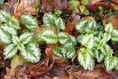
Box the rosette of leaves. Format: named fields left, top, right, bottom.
left=36, top=29, right=77, bottom=59
left=76, top=19, right=118, bottom=70
left=0, top=10, right=41, bottom=63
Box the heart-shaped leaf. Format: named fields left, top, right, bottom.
left=20, top=31, right=33, bottom=44
left=55, top=17, right=65, bottom=30
left=43, top=12, right=56, bottom=27
left=4, top=44, right=17, bottom=59
left=78, top=48, right=95, bottom=70
left=36, top=29, right=57, bottom=44
left=105, top=56, right=118, bottom=71
left=20, top=42, right=41, bottom=63
left=21, top=14, right=38, bottom=31
left=52, top=46, right=75, bottom=59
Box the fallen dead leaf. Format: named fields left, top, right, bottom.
left=14, top=0, right=37, bottom=15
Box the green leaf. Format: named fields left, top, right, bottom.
left=54, top=9, right=62, bottom=16
left=76, top=19, right=96, bottom=33
left=68, top=1, right=79, bottom=9
left=80, top=6, right=86, bottom=12
left=20, top=31, right=33, bottom=44
left=68, top=35, right=77, bottom=46
left=84, top=10, right=90, bottom=15
left=21, top=14, right=38, bottom=31
left=0, top=10, right=11, bottom=22
left=52, top=46, right=75, bottom=59
left=76, top=19, right=90, bottom=33
left=95, top=50, right=104, bottom=62
left=105, top=56, right=118, bottom=71
left=43, top=12, right=56, bottom=27
left=103, top=33, right=111, bottom=43
left=78, top=48, right=95, bottom=70
left=81, top=34, right=94, bottom=49
left=7, top=17, right=21, bottom=30
left=0, top=24, right=17, bottom=35
left=12, top=35, right=25, bottom=51
left=55, top=17, right=65, bottom=30
left=77, top=34, right=84, bottom=43
left=36, top=29, right=57, bottom=44
left=99, top=44, right=111, bottom=55
left=0, top=0, right=4, bottom=6
left=82, top=0, right=88, bottom=5
left=111, top=30, right=118, bottom=42
left=57, top=32, right=69, bottom=45
left=0, top=28, right=11, bottom=44
left=4, top=44, right=17, bottom=59
left=105, top=23, right=113, bottom=33
left=20, top=42, right=41, bottom=63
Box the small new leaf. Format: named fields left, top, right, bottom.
left=43, top=12, right=56, bottom=27
left=20, top=31, right=33, bottom=44
left=21, top=14, right=38, bottom=31
left=55, top=17, right=65, bottom=30
left=105, top=23, right=113, bottom=33
left=111, top=30, right=118, bottom=42
left=82, top=0, right=88, bottom=5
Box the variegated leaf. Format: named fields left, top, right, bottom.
left=4, top=44, right=17, bottom=59
left=0, top=28, right=11, bottom=44
left=0, top=24, right=17, bottom=35
left=21, top=14, right=38, bottom=31
left=57, top=32, right=69, bottom=45
left=7, top=17, right=21, bottom=30
left=20, top=31, right=33, bottom=44
left=52, top=46, right=75, bottom=59
left=55, top=17, right=65, bottom=30
left=20, top=42, right=41, bottom=63
left=0, top=10, right=11, bottom=22
left=78, top=48, right=95, bottom=70
left=36, top=29, right=57, bottom=44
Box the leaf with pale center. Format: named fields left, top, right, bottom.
left=21, top=14, right=38, bottom=31
left=4, top=44, right=17, bottom=59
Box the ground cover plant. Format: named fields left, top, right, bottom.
left=0, top=0, right=118, bottom=79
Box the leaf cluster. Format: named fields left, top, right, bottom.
left=0, top=10, right=41, bottom=63
left=76, top=19, right=118, bottom=70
